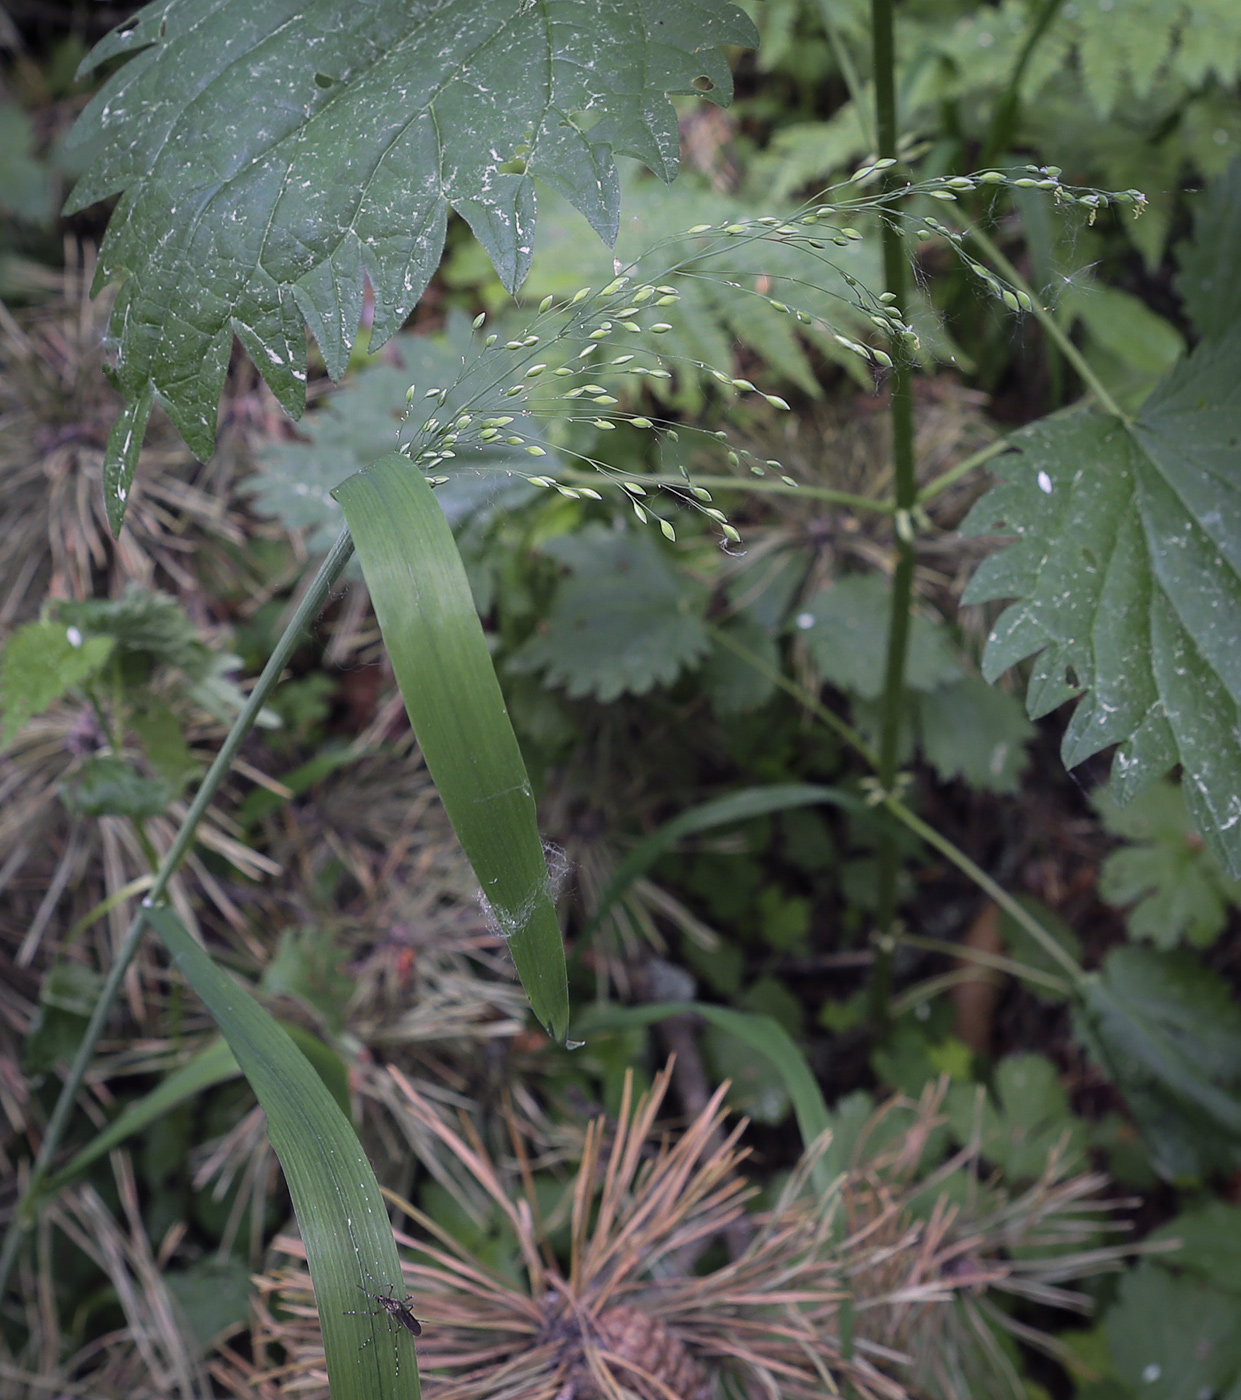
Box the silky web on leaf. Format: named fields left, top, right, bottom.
left=478, top=839, right=572, bottom=945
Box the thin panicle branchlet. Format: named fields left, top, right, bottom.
left=391, top=167, right=1139, bottom=550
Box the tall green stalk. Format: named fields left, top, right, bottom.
left=977, top=0, right=1066, bottom=170
left=868, top=0, right=917, bottom=1028
left=0, top=525, right=356, bottom=1297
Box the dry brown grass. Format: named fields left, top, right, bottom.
left=243, top=1065, right=1132, bottom=1400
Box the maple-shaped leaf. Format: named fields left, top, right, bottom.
left=1096, top=780, right=1241, bottom=949
left=63, top=0, right=756, bottom=530
left=961, top=322, right=1241, bottom=875
left=945, top=1054, right=1089, bottom=1181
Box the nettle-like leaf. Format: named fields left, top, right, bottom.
left=508, top=524, right=709, bottom=701
left=795, top=573, right=1035, bottom=794
left=0, top=621, right=115, bottom=747
left=794, top=573, right=964, bottom=700
left=61, top=754, right=172, bottom=821
left=64, top=0, right=756, bottom=528
left=1105, top=1263, right=1241, bottom=1400
left=1077, top=945, right=1241, bottom=1180
left=0, top=101, right=56, bottom=225
left=945, top=1054, right=1089, bottom=1182
left=1150, top=1200, right=1241, bottom=1294
left=961, top=322, right=1241, bottom=875
left=916, top=676, right=1035, bottom=795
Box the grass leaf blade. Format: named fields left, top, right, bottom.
left=335, top=454, right=569, bottom=1040
left=146, top=905, right=418, bottom=1400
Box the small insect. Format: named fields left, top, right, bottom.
left=344, top=1281, right=422, bottom=1376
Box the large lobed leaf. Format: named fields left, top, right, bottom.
left=961, top=321, right=1241, bottom=875
left=65, top=0, right=756, bottom=527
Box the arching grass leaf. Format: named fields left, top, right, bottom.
left=47, top=1037, right=240, bottom=1193
left=1075, top=946, right=1241, bottom=1181
left=144, top=906, right=419, bottom=1400
left=579, top=782, right=859, bottom=945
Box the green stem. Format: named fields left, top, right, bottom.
left=61, top=875, right=156, bottom=947
left=883, top=795, right=1084, bottom=983
left=868, top=0, right=917, bottom=1030
left=961, top=224, right=1129, bottom=423
left=0, top=525, right=356, bottom=1298
left=707, top=622, right=877, bottom=766
left=708, top=626, right=1084, bottom=982
left=131, top=816, right=161, bottom=874
left=890, top=930, right=1072, bottom=996
left=871, top=0, right=898, bottom=166
left=915, top=437, right=1009, bottom=506
left=917, top=404, right=1091, bottom=506
left=109, top=651, right=126, bottom=749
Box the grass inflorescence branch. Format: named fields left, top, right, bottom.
left=385, top=164, right=1144, bottom=548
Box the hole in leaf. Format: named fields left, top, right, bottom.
left=564, top=108, right=601, bottom=133
left=1065, top=666, right=1080, bottom=688
left=158, top=18, right=167, bottom=38
left=1081, top=546, right=1098, bottom=568
left=119, top=18, right=140, bottom=34
left=499, top=158, right=528, bottom=175
left=314, top=73, right=336, bottom=88
left=691, top=75, right=715, bottom=92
